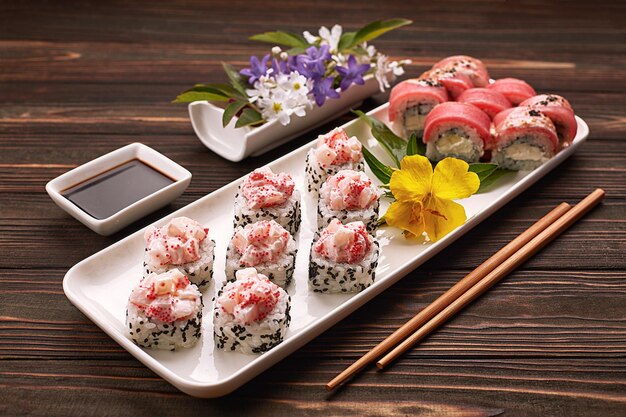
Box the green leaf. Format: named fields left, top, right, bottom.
left=195, top=83, right=247, bottom=100
left=338, top=31, right=357, bottom=50
left=249, top=31, right=309, bottom=48
left=468, top=163, right=499, bottom=182
left=172, top=90, right=229, bottom=103
left=469, top=163, right=512, bottom=192
left=286, top=46, right=308, bottom=55
left=362, top=146, right=393, bottom=184
left=222, top=100, right=249, bottom=127
left=234, top=107, right=264, bottom=128
left=350, top=19, right=412, bottom=48
left=222, top=62, right=249, bottom=98
left=353, top=109, right=406, bottom=167
left=477, top=168, right=512, bottom=192
left=406, top=133, right=426, bottom=156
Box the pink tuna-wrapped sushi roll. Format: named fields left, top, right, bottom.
left=457, top=88, right=513, bottom=120
left=520, top=94, right=577, bottom=146
left=388, top=78, right=449, bottom=138
left=225, top=220, right=297, bottom=288
left=488, top=78, right=536, bottom=105
left=492, top=107, right=558, bottom=171
left=433, top=55, right=490, bottom=88
left=420, top=68, right=473, bottom=99
left=423, top=102, right=492, bottom=162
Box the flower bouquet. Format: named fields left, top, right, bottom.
left=174, top=19, right=411, bottom=161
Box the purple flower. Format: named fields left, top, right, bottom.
left=296, top=45, right=331, bottom=79
left=271, top=56, right=298, bottom=75
left=240, top=54, right=270, bottom=85
left=336, top=55, right=371, bottom=91
left=311, top=76, right=340, bottom=107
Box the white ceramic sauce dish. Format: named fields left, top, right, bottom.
left=46, top=143, right=192, bottom=236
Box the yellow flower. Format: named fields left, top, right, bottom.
left=384, top=155, right=480, bottom=241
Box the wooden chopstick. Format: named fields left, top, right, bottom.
left=376, top=188, right=605, bottom=369
left=326, top=201, right=573, bottom=391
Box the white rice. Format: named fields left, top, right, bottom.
left=224, top=232, right=297, bottom=288
left=213, top=284, right=290, bottom=354
left=317, top=197, right=379, bottom=233
left=492, top=136, right=551, bottom=171
left=308, top=238, right=380, bottom=293
left=305, top=149, right=365, bottom=197
left=143, top=238, right=215, bottom=290
left=126, top=292, right=203, bottom=351
left=233, top=188, right=301, bottom=236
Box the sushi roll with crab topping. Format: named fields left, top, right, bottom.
left=309, top=219, right=379, bottom=294
left=225, top=220, right=297, bottom=288
left=143, top=216, right=215, bottom=289
left=214, top=267, right=291, bottom=354
left=318, top=170, right=380, bottom=232
left=126, top=269, right=202, bottom=350
left=233, top=167, right=301, bottom=235
left=423, top=102, right=492, bottom=162
left=388, top=78, right=449, bottom=138
left=305, top=127, right=365, bottom=196
left=492, top=106, right=558, bottom=171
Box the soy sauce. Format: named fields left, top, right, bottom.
left=62, top=159, right=175, bottom=220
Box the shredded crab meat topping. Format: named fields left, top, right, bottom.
left=232, top=220, right=290, bottom=267
left=321, top=170, right=378, bottom=210
left=314, top=127, right=362, bottom=167
left=217, top=268, right=281, bottom=324
left=314, top=219, right=372, bottom=264
left=144, top=217, right=208, bottom=268
left=241, top=167, right=295, bottom=209
left=129, top=270, right=200, bottom=323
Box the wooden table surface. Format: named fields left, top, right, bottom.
left=1, top=1, right=625, bottom=415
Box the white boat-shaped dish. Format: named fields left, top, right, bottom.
left=63, top=103, right=589, bottom=398
left=188, top=74, right=389, bottom=162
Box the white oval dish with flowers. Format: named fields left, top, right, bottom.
left=176, top=20, right=412, bottom=162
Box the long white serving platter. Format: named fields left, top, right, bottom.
left=63, top=103, right=589, bottom=398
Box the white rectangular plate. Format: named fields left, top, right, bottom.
left=63, top=103, right=589, bottom=398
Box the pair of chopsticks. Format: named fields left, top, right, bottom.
left=327, top=188, right=605, bottom=391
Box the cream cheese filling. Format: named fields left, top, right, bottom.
left=435, top=133, right=475, bottom=156
left=504, top=143, right=546, bottom=161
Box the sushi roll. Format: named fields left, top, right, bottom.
left=420, top=67, right=473, bottom=99
left=488, top=78, right=537, bottom=105
left=143, top=216, right=215, bottom=289
left=305, top=127, right=365, bottom=196
left=457, top=88, right=512, bottom=120
left=388, top=78, right=449, bottom=138
left=234, top=167, right=301, bottom=235
left=126, top=269, right=202, bottom=350
left=519, top=94, right=577, bottom=146
left=423, top=102, right=492, bottom=163
left=214, top=267, right=291, bottom=354
left=318, top=170, right=380, bottom=232
left=225, top=220, right=297, bottom=288
left=309, top=219, right=379, bottom=293
left=492, top=107, right=559, bottom=171
left=432, top=55, right=490, bottom=88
